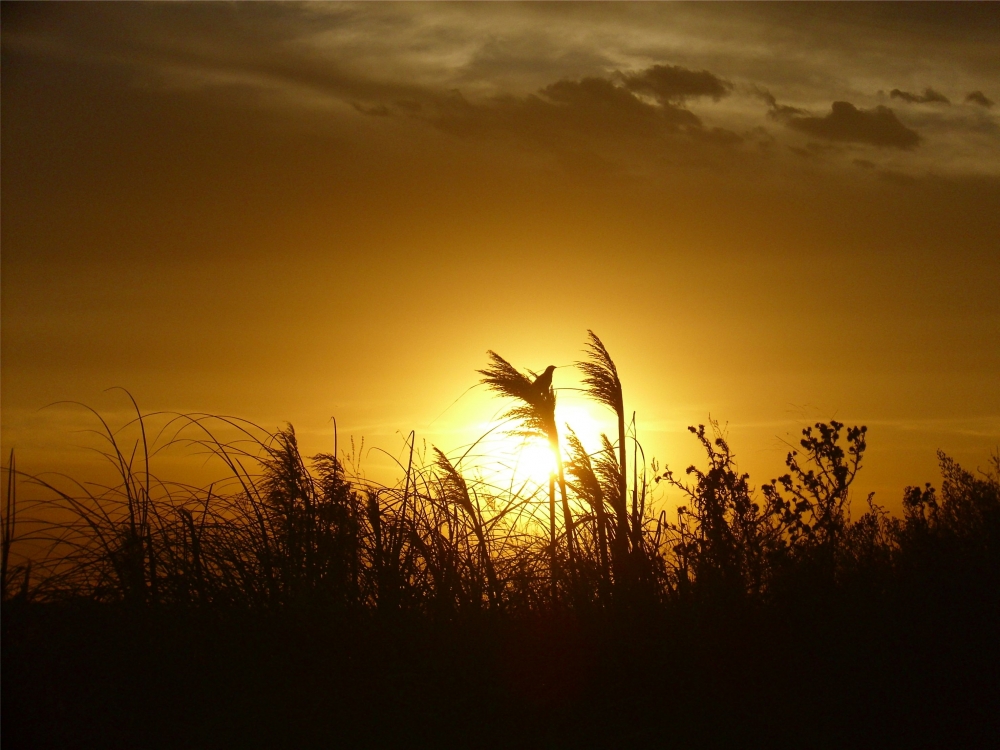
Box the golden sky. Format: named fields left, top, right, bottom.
left=2, top=3, right=998, bottom=510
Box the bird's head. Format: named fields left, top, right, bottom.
left=532, top=365, right=557, bottom=392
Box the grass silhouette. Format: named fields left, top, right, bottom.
left=478, top=351, right=579, bottom=599
left=2, top=332, right=999, bottom=748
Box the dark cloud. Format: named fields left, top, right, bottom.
left=786, top=102, right=921, bottom=149
left=428, top=66, right=735, bottom=147
left=769, top=103, right=808, bottom=120
left=430, top=73, right=720, bottom=150
left=753, top=88, right=808, bottom=120
left=415, top=69, right=754, bottom=176
left=890, top=87, right=950, bottom=104
left=622, top=64, right=732, bottom=102
left=965, top=90, right=994, bottom=108
left=541, top=77, right=700, bottom=128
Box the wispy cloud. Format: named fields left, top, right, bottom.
left=890, top=87, right=950, bottom=105
left=966, top=90, right=994, bottom=109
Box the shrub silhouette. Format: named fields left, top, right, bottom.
left=660, top=422, right=779, bottom=602
left=895, top=449, right=1000, bottom=599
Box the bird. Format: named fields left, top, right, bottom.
left=529, top=365, right=557, bottom=399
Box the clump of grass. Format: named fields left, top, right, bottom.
left=478, top=351, right=577, bottom=600
left=432, top=448, right=502, bottom=610
left=564, top=428, right=609, bottom=600
left=2, top=449, right=31, bottom=601
left=577, top=330, right=644, bottom=593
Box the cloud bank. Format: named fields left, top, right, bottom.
left=3, top=3, right=996, bottom=179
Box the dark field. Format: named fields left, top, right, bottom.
left=5, top=585, right=999, bottom=749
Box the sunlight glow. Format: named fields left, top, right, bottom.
left=474, top=400, right=616, bottom=492
left=432, top=377, right=621, bottom=504
left=507, top=435, right=557, bottom=487
left=555, top=402, right=606, bottom=453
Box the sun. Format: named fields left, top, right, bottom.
left=442, top=382, right=618, bottom=497
left=479, top=401, right=613, bottom=491
left=507, top=435, right=558, bottom=487
left=469, top=432, right=557, bottom=492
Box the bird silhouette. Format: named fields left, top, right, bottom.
left=529, top=365, right=557, bottom=400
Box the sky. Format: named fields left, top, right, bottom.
left=3, top=2, right=998, bottom=512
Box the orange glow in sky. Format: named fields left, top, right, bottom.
left=2, top=3, right=998, bottom=514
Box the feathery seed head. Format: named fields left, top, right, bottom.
left=478, top=351, right=557, bottom=440
left=565, top=428, right=603, bottom=510
left=577, top=331, right=623, bottom=416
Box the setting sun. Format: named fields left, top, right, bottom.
left=465, top=393, right=616, bottom=492
left=501, top=435, right=556, bottom=488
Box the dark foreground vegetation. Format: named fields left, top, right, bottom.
left=3, top=334, right=999, bottom=748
